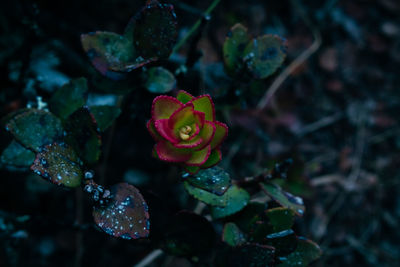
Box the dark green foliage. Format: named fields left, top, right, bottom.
left=89, top=105, right=121, bottom=132
left=223, top=23, right=250, bottom=74
left=183, top=181, right=229, bottom=206
left=278, top=238, right=322, bottom=266
left=186, top=166, right=231, bottom=196
left=0, top=140, right=35, bottom=169
left=222, top=222, right=246, bottom=246
left=144, top=67, right=176, bottom=93
left=229, top=244, right=275, bottom=267
left=265, top=207, right=295, bottom=232
left=210, top=186, right=250, bottom=219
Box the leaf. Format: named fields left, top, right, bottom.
left=265, top=207, right=295, bottom=232
left=144, top=67, right=176, bottom=93
left=133, top=1, right=178, bottom=59
left=90, top=105, right=121, bottom=132
left=184, top=181, right=229, bottom=206
left=260, top=182, right=305, bottom=216
left=30, top=143, right=83, bottom=188
left=186, top=166, right=231, bottom=196
left=222, top=222, right=246, bottom=247
left=6, top=109, right=64, bottom=152
left=243, top=35, right=287, bottom=79
left=210, top=186, right=250, bottom=219
left=81, top=31, right=155, bottom=80
left=159, top=211, right=215, bottom=257
left=229, top=243, right=275, bottom=267
left=223, top=23, right=251, bottom=74
left=278, top=237, right=322, bottom=266
left=232, top=202, right=266, bottom=234
left=93, top=183, right=150, bottom=239
left=49, top=78, right=88, bottom=119
left=63, top=107, right=102, bottom=165
left=265, top=229, right=297, bottom=257
left=0, top=140, right=35, bottom=168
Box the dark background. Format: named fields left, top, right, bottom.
left=0, top=0, right=399, bottom=266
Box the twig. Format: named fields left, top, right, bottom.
left=297, top=112, right=343, bottom=137
left=133, top=249, right=164, bottom=267
left=257, top=0, right=322, bottom=110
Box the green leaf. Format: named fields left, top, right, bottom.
left=260, top=182, right=305, bottom=216
left=93, top=183, right=150, bottom=239
left=90, top=105, right=121, bottom=132
left=210, top=186, right=250, bottom=219
left=49, top=78, right=88, bottom=119
left=183, top=181, right=229, bottom=207
left=0, top=140, right=35, bottom=168
left=6, top=109, right=64, bottom=152
left=223, top=23, right=251, bottom=74
left=144, top=67, right=176, bottom=93
left=186, top=166, right=231, bottom=196
left=243, top=35, right=287, bottom=79
left=265, top=207, right=295, bottom=232
left=134, top=1, right=178, bottom=59
left=81, top=31, right=155, bottom=80
left=63, top=107, right=102, bottom=165
left=229, top=244, right=275, bottom=267
left=232, top=202, right=266, bottom=234
left=222, top=222, right=246, bottom=247
left=265, top=229, right=297, bottom=257
left=30, top=142, right=83, bottom=188
left=278, top=237, right=322, bottom=266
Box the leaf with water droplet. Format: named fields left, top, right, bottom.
left=159, top=211, right=215, bottom=257
left=222, top=222, right=246, bottom=247
left=49, top=78, right=88, bottom=120
left=0, top=140, right=35, bottom=169
left=30, top=142, right=83, bottom=188
left=81, top=31, right=156, bottom=80
left=184, top=181, right=229, bottom=206
left=223, top=23, right=251, bottom=75
left=210, top=186, right=250, bottom=219
left=243, top=35, right=287, bottom=79
left=144, top=67, right=176, bottom=93
left=265, top=207, right=295, bottom=232
left=6, top=109, right=63, bottom=152
left=89, top=105, right=121, bottom=132
left=63, top=107, right=101, bottom=165
left=278, top=237, right=322, bottom=266
left=265, top=229, right=297, bottom=257
left=228, top=243, right=275, bottom=267
left=93, top=183, right=150, bottom=239
left=186, top=166, right=231, bottom=196
left=260, top=182, right=305, bottom=216
left=133, top=1, right=177, bottom=59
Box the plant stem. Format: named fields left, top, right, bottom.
left=133, top=249, right=164, bottom=267
left=172, top=0, right=222, bottom=54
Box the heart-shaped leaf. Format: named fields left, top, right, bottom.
left=260, top=182, right=305, bottom=216
left=278, top=237, right=322, bottom=266
left=0, top=140, right=35, bottom=169
left=186, top=166, right=231, bottom=196
left=63, top=107, right=102, bottom=165
left=243, top=35, right=287, bottom=79
left=222, top=222, right=246, bottom=247
left=31, top=142, right=83, bottom=188
left=223, top=23, right=250, bottom=74
left=6, top=109, right=63, bottom=152
left=49, top=78, right=88, bottom=119
left=144, top=67, right=176, bottom=93
left=210, top=186, right=250, bottom=219
left=93, top=183, right=150, bottom=239
left=89, top=105, right=121, bottom=132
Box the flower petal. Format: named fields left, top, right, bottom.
left=168, top=103, right=197, bottom=132
left=185, top=145, right=211, bottom=166
left=147, top=119, right=163, bottom=141
left=152, top=95, right=182, bottom=120
left=183, top=165, right=200, bottom=175
left=197, top=121, right=216, bottom=150
left=174, top=135, right=203, bottom=149
left=210, top=121, right=228, bottom=149
left=177, top=90, right=194, bottom=104
left=193, top=110, right=205, bottom=129
left=201, top=149, right=222, bottom=168
left=191, top=95, right=215, bottom=121
left=155, top=119, right=180, bottom=143
left=156, top=142, right=192, bottom=163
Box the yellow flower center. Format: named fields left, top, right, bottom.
left=179, top=125, right=192, bottom=140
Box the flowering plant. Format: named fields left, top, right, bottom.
left=147, top=90, right=228, bottom=174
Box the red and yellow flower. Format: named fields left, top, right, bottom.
left=147, top=90, right=228, bottom=174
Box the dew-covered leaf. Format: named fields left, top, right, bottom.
left=223, top=23, right=250, bottom=74
left=210, top=186, right=250, bottom=219
left=229, top=243, right=275, bottom=267
left=93, top=183, right=150, bottom=239
left=0, top=140, right=35, bottom=168
left=89, top=105, right=121, bottom=132
left=260, top=182, right=305, bottom=216
left=222, top=222, right=246, bottom=247
left=81, top=31, right=155, bottom=80
left=186, top=166, right=231, bottom=196
left=232, top=202, right=266, bottom=234
left=144, top=67, right=176, bottom=93
left=63, top=107, right=101, bottom=165
left=243, top=35, right=287, bottom=79
left=133, top=1, right=178, bottom=59
left=30, top=142, right=83, bottom=188
left=49, top=78, right=88, bottom=119
left=6, top=109, right=63, bottom=152
left=159, top=211, right=215, bottom=257
left=265, top=207, right=295, bottom=232
left=265, top=229, right=297, bottom=257
left=278, top=237, right=322, bottom=266
left=183, top=181, right=229, bottom=206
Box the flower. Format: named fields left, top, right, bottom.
left=147, top=90, right=228, bottom=174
